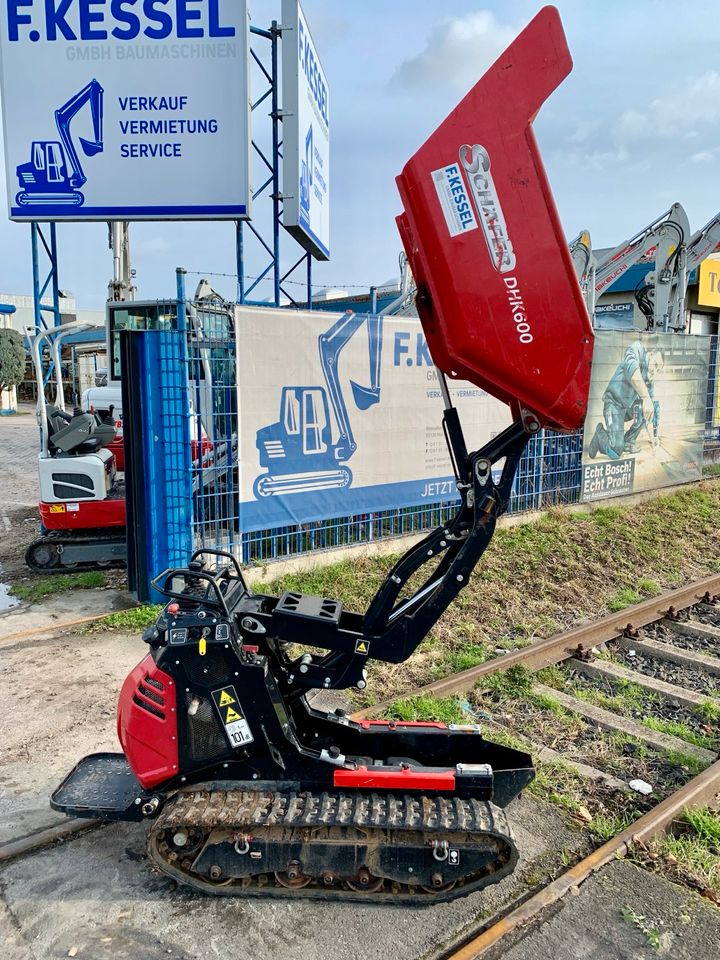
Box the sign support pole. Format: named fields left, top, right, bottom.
left=31, top=222, right=61, bottom=336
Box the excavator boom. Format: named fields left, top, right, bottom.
left=55, top=78, right=104, bottom=189
left=318, top=312, right=383, bottom=460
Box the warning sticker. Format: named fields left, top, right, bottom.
left=211, top=686, right=254, bottom=748
left=354, top=638, right=371, bottom=656
left=431, top=163, right=478, bottom=238
left=49, top=504, right=65, bottom=513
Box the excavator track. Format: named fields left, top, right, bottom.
left=25, top=530, right=126, bottom=572
left=147, top=788, right=518, bottom=903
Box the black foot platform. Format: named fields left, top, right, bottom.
left=51, top=753, right=145, bottom=821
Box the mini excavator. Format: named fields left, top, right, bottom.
left=51, top=7, right=594, bottom=902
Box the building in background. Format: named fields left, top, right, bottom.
left=0, top=292, right=106, bottom=404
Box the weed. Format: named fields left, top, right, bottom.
left=696, top=700, right=720, bottom=724
left=444, top=643, right=489, bottom=673
left=607, top=588, right=642, bottom=612
left=590, top=812, right=634, bottom=842
left=12, top=571, right=107, bottom=603
left=475, top=665, right=534, bottom=699
left=526, top=759, right=585, bottom=814
left=621, top=908, right=661, bottom=950
left=87, top=604, right=162, bottom=632
left=663, top=750, right=706, bottom=777
left=634, top=807, right=720, bottom=898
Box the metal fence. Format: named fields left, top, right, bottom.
left=705, top=334, right=720, bottom=467
left=131, top=293, right=719, bottom=583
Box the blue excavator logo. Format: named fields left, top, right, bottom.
left=254, top=312, right=383, bottom=498
left=15, top=79, right=104, bottom=208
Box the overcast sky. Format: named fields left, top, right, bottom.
left=1, top=0, right=720, bottom=307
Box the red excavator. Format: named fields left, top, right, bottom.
left=51, top=7, right=593, bottom=901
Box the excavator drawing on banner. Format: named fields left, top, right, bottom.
left=15, top=79, right=104, bottom=208
left=253, top=310, right=382, bottom=498
left=51, top=7, right=594, bottom=902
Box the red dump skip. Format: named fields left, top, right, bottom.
left=396, top=6, right=594, bottom=431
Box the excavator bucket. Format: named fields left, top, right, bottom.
left=396, top=5, right=594, bottom=431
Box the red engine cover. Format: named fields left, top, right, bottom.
left=117, top=655, right=178, bottom=789
left=40, top=497, right=126, bottom=530
left=396, top=6, right=593, bottom=431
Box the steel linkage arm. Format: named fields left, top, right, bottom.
left=267, top=413, right=533, bottom=692
left=361, top=418, right=530, bottom=660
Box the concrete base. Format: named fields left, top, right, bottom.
left=491, top=859, right=720, bottom=960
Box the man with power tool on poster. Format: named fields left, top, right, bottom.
left=587, top=340, right=664, bottom=460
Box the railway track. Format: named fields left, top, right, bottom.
left=1, top=572, right=719, bottom=957
left=347, top=572, right=720, bottom=960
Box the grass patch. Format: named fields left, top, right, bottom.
left=12, top=571, right=107, bottom=603
left=589, top=811, right=636, bottom=842
left=634, top=806, right=720, bottom=899
left=475, top=665, right=534, bottom=699
left=697, top=700, right=720, bottom=724
left=663, top=750, right=706, bottom=777
left=643, top=717, right=716, bottom=751
left=607, top=587, right=642, bottom=612
left=259, top=481, right=720, bottom=705
left=385, top=695, right=468, bottom=725
left=86, top=604, right=162, bottom=632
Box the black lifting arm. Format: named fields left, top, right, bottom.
left=360, top=413, right=532, bottom=661
left=266, top=372, right=537, bottom=692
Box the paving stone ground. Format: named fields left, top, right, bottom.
left=0, top=406, right=39, bottom=508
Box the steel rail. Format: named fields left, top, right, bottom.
left=0, top=819, right=101, bottom=865
left=0, top=610, right=133, bottom=647
left=350, top=572, right=720, bottom=720
left=445, top=758, right=720, bottom=960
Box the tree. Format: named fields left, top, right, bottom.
left=0, top=328, right=26, bottom=394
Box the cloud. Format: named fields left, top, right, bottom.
left=690, top=148, right=719, bottom=164
left=389, top=11, right=516, bottom=94
left=135, top=236, right=170, bottom=256
left=615, top=71, right=720, bottom=141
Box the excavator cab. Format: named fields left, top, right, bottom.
left=254, top=385, right=349, bottom=498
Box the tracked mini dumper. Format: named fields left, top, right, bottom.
left=51, top=7, right=594, bottom=902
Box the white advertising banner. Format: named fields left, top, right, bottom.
left=0, top=0, right=250, bottom=220
left=235, top=307, right=510, bottom=532
left=581, top=331, right=710, bottom=501
left=281, top=0, right=329, bottom=260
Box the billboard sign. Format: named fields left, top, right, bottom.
left=281, top=0, right=330, bottom=260
left=698, top=257, right=720, bottom=308
left=0, top=0, right=250, bottom=220
left=594, top=302, right=635, bottom=330
left=581, top=331, right=709, bottom=501
left=235, top=307, right=510, bottom=532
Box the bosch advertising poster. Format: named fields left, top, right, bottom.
left=0, top=0, right=250, bottom=220
left=581, top=331, right=710, bottom=501
left=281, top=0, right=330, bottom=260
left=235, top=307, right=510, bottom=532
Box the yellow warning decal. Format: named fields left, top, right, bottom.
left=354, top=638, right=370, bottom=655
left=218, top=690, right=235, bottom=707
left=49, top=504, right=65, bottom=513
left=225, top=706, right=242, bottom=724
